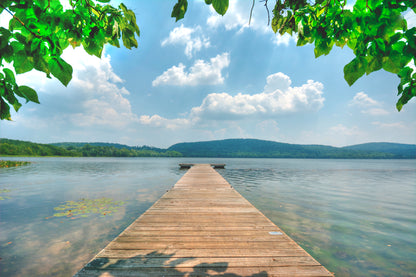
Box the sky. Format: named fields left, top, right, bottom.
left=1, top=0, right=416, bottom=148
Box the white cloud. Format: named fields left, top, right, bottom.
left=350, top=92, right=389, bottom=115
left=0, top=11, right=12, bottom=27
left=61, top=49, right=138, bottom=128
left=161, top=24, right=210, bottom=58
left=405, top=10, right=416, bottom=28
left=206, top=0, right=295, bottom=46
left=142, top=72, right=324, bottom=129
left=273, top=33, right=293, bottom=46
left=14, top=47, right=138, bottom=129
left=362, top=108, right=390, bottom=116
left=264, top=72, right=292, bottom=92
left=351, top=92, right=379, bottom=107
left=207, top=0, right=251, bottom=32
left=139, top=115, right=190, bottom=130
left=191, top=73, right=324, bottom=120
left=152, top=53, right=230, bottom=86
left=372, top=121, right=406, bottom=129
left=329, top=124, right=363, bottom=137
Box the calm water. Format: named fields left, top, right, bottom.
left=0, top=157, right=415, bottom=276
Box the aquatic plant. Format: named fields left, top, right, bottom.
left=0, top=160, right=30, bottom=168
left=0, top=189, right=11, bottom=200
left=52, top=197, right=125, bottom=218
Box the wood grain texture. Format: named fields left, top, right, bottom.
left=75, top=164, right=333, bottom=277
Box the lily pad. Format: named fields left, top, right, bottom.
left=0, top=189, right=11, bottom=200
left=0, top=160, right=31, bottom=168
left=52, top=197, right=125, bottom=218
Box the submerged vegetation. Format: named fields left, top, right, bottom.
left=52, top=198, right=126, bottom=219
left=0, top=188, right=11, bottom=200
left=0, top=160, right=30, bottom=167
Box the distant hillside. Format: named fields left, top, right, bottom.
left=1, top=139, right=181, bottom=157
left=2, top=138, right=415, bottom=159
left=168, top=139, right=416, bottom=159
left=0, top=138, right=80, bottom=157
left=51, top=142, right=166, bottom=153
left=343, top=142, right=416, bottom=158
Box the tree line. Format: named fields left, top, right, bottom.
left=0, top=139, right=182, bottom=157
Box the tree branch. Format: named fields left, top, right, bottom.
left=249, top=0, right=255, bottom=25
left=0, top=4, right=41, bottom=38
left=264, top=0, right=270, bottom=26
left=366, top=0, right=373, bottom=12
left=43, top=0, right=51, bottom=12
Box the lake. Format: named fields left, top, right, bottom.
left=0, top=157, right=415, bottom=276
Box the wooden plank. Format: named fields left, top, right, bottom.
left=76, top=266, right=332, bottom=277
left=98, top=248, right=311, bottom=259
left=105, top=241, right=303, bottom=250
left=75, top=164, right=333, bottom=277
left=82, top=256, right=321, bottom=268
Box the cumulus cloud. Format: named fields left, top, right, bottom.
left=142, top=72, right=324, bottom=129
left=190, top=73, right=324, bottom=120
left=206, top=0, right=294, bottom=46
left=161, top=24, right=210, bottom=58
left=61, top=49, right=138, bottom=128
left=152, top=53, right=230, bottom=86
left=207, top=0, right=251, bottom=32
left=139, top=115, right=190, bottom=130
left=350, top=92, right=389, bottom=115
left=14, top=48, right=138, bottom=129
left=351, top=92, right=380, bottom=107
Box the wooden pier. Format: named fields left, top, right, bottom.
left=75, top=164, right=333, bottom=276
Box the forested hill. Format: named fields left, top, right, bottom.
left=0, top=139, right=182, bottom=157
left=1, top=138, right=415, bottom=158
left=168, top=139, right=416, bottom=159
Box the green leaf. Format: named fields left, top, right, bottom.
left=344, top=57, right=368, bottom=86
left=0, top=97, right=12, bottom=120
left=17, top=85, right=40, bottom=104
left=121, top=26, right=138, bottom=49
left=272, top=15, right=284, bottom=34
left=212, top=0, right=229, bottom=16
left=396, top=99, right=403, bottom=111
left=205, top=0, right=213, bottom=4
left=33, top=55, right=50, bottom=74
left=3, top=86, right=21, bottom=112
left=366, top=56, right=382, bottom=74
left=13, top=52, right=35, bottom=74
left=171, top=0, right=188, bottom=22
left=314, top=38, right=333, bottom=57
left=382, top=51, right=401, bottom=73
left=48, top=57, right=73, bottom=86
left=3, top=68, right=16, bottom=84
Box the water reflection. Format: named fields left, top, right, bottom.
left=0, top=158, right=415, bottom=277
left=0, top=157, right=182, bottom=277
left=219, top=160, right=416, bottom=277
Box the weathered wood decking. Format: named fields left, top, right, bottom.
left=75, top=164, right=333, bottom=276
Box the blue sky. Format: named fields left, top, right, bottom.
left=1, top=0, right=415, bottom=147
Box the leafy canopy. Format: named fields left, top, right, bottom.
left=173, top=0, right=416, bottom=111
left=1, top=0, right=415, bottom=121
left=0, top=0, right=139, bottom=120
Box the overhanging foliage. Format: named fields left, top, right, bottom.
left=0, top=0, right=139, bottom=120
